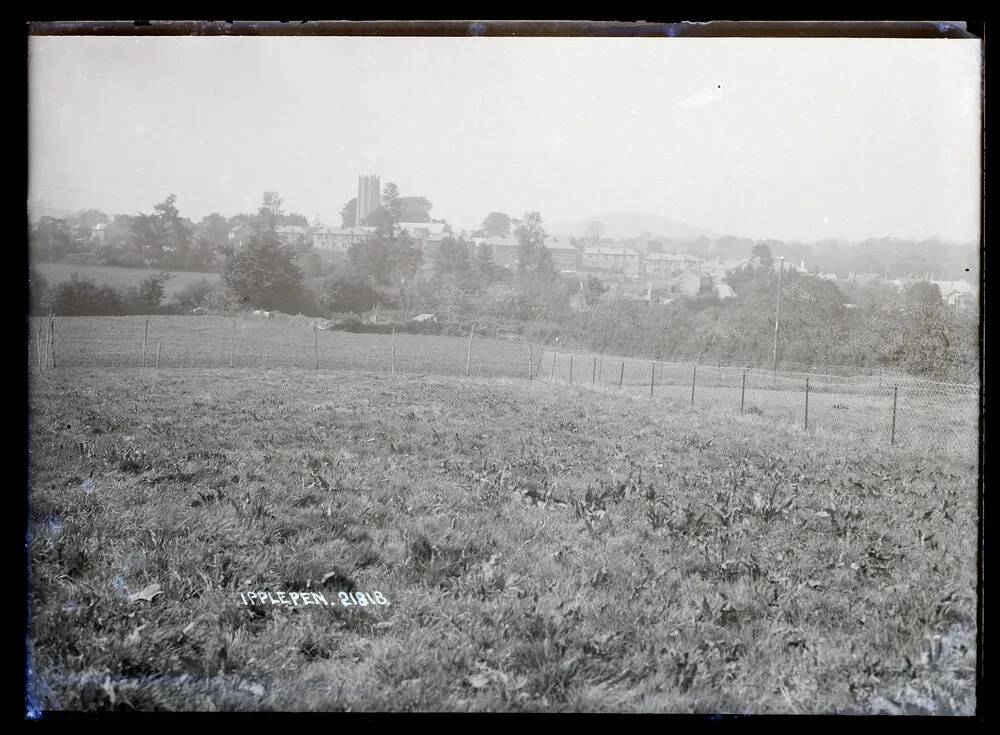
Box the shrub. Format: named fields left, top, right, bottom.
left=49, top=275, right=124, bottom=316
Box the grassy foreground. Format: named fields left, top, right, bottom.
left=27, top=368, right=978, bottom=713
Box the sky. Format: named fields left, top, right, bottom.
left=28, top=35, right=982, bottom=243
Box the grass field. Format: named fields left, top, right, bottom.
left=27, top=368, right=978, bottom=713
left=32, top=263, right=221, bottom=299
left=29, top=316, right=980, bottom=459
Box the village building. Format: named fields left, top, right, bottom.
left=642, top=252, right=702, bottom=276
left=582, top=247, right=641, bottom=275
left=311, top=226, right=375, bottom=252
left=544, top=237, right=582, bottom=272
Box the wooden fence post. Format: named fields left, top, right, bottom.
left=36, top=323, right=42, bottom=371
left=891, top=385, right=898, bottom=445
left=314, top=324, right=319, bottom=370
left=740, top=369, right=747, bottom=414
left=550, top=352, right=557, bottom=381
left=691, top=364, right=697, bottom=405
left=618, top=361, right=625, bottom=390
left=155, top=340, right=162, bottom=369
left=592, top=355, right=597, bottom=387
left=48, top=316, right=56, bottom=368
left=229, top=320, right=236, bottom=368
left=142, top=319, right=149, bottom=368
left=536, top=349, right=544, bottom=379
left=569, top=354, right=574, bottom=385
left=392, top=326, right=397, bottom=375
left=804, top=377, right=810, bottom=429
left=465, top=325, right=473, bottom=377
left=649, top=361, right=655, bottom=398
left=527, top=343, right=533, bottom=380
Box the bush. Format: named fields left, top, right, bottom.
left=50, top=275, right=124, bottom=316
left=171, top=278, right=227, bottom=311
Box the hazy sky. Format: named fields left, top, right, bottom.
left=28, top=35, right=981, bottom=242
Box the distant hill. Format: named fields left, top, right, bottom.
left=545, top=213, right=715, bottom=241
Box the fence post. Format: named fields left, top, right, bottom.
left=740, top=369, right=747, bottom=414
left=536, top=348, right=544, bottom=379
left=650, top=361, right=655, bottom=398
left=155, top=340, right=162, bottom=369
left=691, top=364, right=697, bottom=405
left=229, top=320, right=236, bottom=368
left=550, top=352, right=557, bottom=381
left=592, top=355, right=597, bottom=387
left=598, top=353, right=604, bottom=382
left=619, top=361, right=625, bottom=390
left=465, top=325, right=473, bottom=377
left=392, top=326, right=397, bottom=375
left=48, top=315, right=56, bottom=368
left=891, top=385, right=898, bottom=445
left=718, top=359, right=722, bottom=381
left=36, top=323, right=42, bottom=371
left=142, top=319, right=149, bottom=368
left=314, top=324, right=319, bottom=370
left=569, top=354, right=574, bottom=385
left=527, top=343, right=533, bottom=380
left=804, top=377, right=809, bottom=429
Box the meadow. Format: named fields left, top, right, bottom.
left=33, top=262, right=220, bottom=298
left=27, top=366, right=978, bottom=713
left=30, top=315, right=980, bottom=458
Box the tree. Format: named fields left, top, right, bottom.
left=515, top=211, right=557, bottom=279
left=223, top=229, right=304, bottom=312
left=321, top=274, right=378, bottom=314
left=432, top=236, right=471, bottom=277
left=399, top=196, right=433, bottom=223
left=905, top=281, right=943, bottom=307
left=341, top=198, right=358, bottom=229
left=751, top=242, right=774, bottom=271
left=347, top=231, right=422, bottom=287
left=481, top=212, right=511, bottom=238
left=134, top=272, right=171, bottom=311
left=261, top=191, right=284, bottom=218
left=70, top=208, right=110, bottom=230
left=583, top=275, right=609, bottom=307
left=382, top=183, right=401, bottom=233
left=129, top=194, right=193, bottom=267
left=30, top=217, right=74, bottom=260
left=50, top=274, right=124, bottom=315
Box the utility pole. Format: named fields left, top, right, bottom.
left=772, top=256, right=784, bottom=382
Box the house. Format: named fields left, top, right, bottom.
left=643, top=252, right=701, bottom=277
left=544, top=237, right=582, bottom=272
left=669, top=269, right=713, bottom=297
left=91, top=222, right=107, bottom=243
left=701, top=256, right=748, bottom=282
left=481, top=236, right=521, bottom=268
left=411, top=313, right=437, bottom=323
left=274, top=225, right=311, bottom=246
left=311, top=226, right=375, bottom=252
left=583, top=247, right=641, bottom=275
left=227, top=224, right=256, bottom=248
left=932, top=279, right=976, bottom=307
left=396, top=221, right=448, bottom=239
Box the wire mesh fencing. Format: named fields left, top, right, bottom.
left=538, top=348, right=980, bottom=459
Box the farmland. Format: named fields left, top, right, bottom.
left=27, top=366, right=978, bottom=713
left=32, top=262, right=221, bottom=298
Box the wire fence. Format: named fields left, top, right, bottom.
left=537, top=348, right=980, bottom=458
left=28, top=316, right=980, bottom=459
